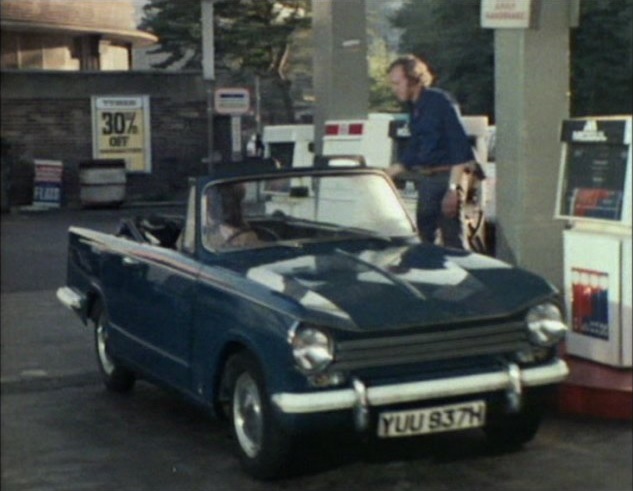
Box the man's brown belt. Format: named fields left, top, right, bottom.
left=412, top=165, right=453, bottom=176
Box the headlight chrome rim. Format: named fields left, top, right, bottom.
left=289, top=323, right=334, bottom=373
left=526, top=303, right=568, bottom=347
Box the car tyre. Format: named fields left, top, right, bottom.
left=224, top=352, right=293, bottom=480
left=92, top=303, right=135, bottom=393
left=483, top=406, right=541, bottom=449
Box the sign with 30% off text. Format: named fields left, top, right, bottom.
left=91, top=96, right=152, bottom=172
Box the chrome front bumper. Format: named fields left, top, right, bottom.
left=272, top=359, right=569, bottom=416
left=56, top=286, right=86, bottom=311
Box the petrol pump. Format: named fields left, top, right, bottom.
left=555, top=116, right=632, bottom=367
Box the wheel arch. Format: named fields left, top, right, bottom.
left=204, top=320, right=294, bottom=417
left=84, top=283, right=107, bottom=323
left=211, top=340, right=254, bottom=418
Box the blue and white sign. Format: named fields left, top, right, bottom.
left=214, top=88, right=250, bottom=115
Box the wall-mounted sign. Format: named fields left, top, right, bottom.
left=33, top=159, right=63, bottom=207
left=481, top=0, right=536, bottom=29
left=92, top=96, right=152, bottom=173
left=214, top=88, right=250, bottom=115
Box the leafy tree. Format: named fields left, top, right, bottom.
left=366, top=0, right=403, bottom=112
left=139, top=0, right=202, bottom=70
left=571, top=0, right=633, bottom=116
left=367, top=37, right=401, bottom=112
left=389, top=0, right=632, bottom=119
left=141, top=0, right=631, bottom=122
left=390, top=0, right=494, bottom=118
left=140, top=0, right=310, bottom=122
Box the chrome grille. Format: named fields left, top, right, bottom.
left=332, top=322, right=529, bottom=371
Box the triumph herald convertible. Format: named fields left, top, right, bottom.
left=57, top=161, right=569, bottom=479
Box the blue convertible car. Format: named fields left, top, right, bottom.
left=57, top=162, right=569, bottom=478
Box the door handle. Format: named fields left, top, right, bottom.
left=122, top=256, right=140, bottom=266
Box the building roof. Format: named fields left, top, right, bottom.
left=0, top=0, right=157, bottom=47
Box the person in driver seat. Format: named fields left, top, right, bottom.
left=205, top=182, right=260, bottom=249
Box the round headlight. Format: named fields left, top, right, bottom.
left=290, top=325, right=333, bottom=373
left=526, top=303, right=568, bottom=347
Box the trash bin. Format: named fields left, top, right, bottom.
left=79, top=159, right=126, bottom=207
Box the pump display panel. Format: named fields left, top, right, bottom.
left=556, top=117, right=632, bottom=225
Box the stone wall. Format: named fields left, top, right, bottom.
left=1, top=70, right=216, bottom=206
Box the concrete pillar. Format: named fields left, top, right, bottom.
left=494, top=0, right=572, bottom=288
left=312, top=0, right=369, bottom=155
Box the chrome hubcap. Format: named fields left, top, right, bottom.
left=233, top=372, right=263, bottom=458
left=96, top=319, right=115, bottom=376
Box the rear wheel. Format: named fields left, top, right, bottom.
left=92, top=303, right=135, bottom=393
left=223, top=352, right=293, bottom=479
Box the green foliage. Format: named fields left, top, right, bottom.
left=141, top=0, right=310, bottom=73
left=140, top=0, right=631, bottom=121
left=368, top=38, right=400, bottom=112
left=571, top=0, right=633, bottom=116
left=214, top=0, right=310, bottom=77
left=391, top=0, right=494, bottom=118
left=139, top=0, right=203, bottom=69
left=366, top=0, right=402, bottom=112
left=140, top=0, right=311, bottom=122
left=390, top=0, right=632, bottom=118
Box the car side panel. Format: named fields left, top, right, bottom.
left=67, top=227, right=201, bottom=391
left=190, top=264, right=303, bottom=405
left=110, top=253, right=198, bottom=389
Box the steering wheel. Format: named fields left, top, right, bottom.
left=271, top=210, right=287, bottom=219
left=251, top=225, right=281, bottom=242
left=224, top=226, right=280, bottom=245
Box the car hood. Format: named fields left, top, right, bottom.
left=232, top=244, right=556, bottom=331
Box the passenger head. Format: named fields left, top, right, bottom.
left=218, top=182, right=247, bottom=228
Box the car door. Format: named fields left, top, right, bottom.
left=133, top=250, right=200, bottom=388
left=103, top=236, right=200, bottom=390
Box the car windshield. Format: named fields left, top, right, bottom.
left=201, top=172, right=417, bottom=251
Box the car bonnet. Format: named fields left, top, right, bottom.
left=233, top=244, right=556, bottom=331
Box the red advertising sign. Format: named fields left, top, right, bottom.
left=571, top=268, right=610, bottom=340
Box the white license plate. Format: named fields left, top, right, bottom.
left=377, top=400, right=486, bottom=438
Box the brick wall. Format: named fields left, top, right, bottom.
left=1, top=70, right=214, bottom=206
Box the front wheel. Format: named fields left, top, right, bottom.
left=93, top=304, right=135, bottom=393
left=223, top=352, right=293, bottom=480
left=483, top=406, right=542, bottom=449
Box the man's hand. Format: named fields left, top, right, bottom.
left=441, top=188, right=459, bottom=217
left=386, top=163, right=405, bottom=178
left=442, top=163, right=466, bottom=217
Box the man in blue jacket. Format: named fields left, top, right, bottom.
left=386, top=55, right=474, bottom=249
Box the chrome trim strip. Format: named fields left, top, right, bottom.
left=70, top=227, right=200, bottom=281
left=274, top=388, right=357, bottom=413
left=108, top=322, right=190, bottom=369
left=56, top=287, right=85, bottom=311
left=520, top=359, right=571, bottom=386
left=271, top=359, right=569, bottom=414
